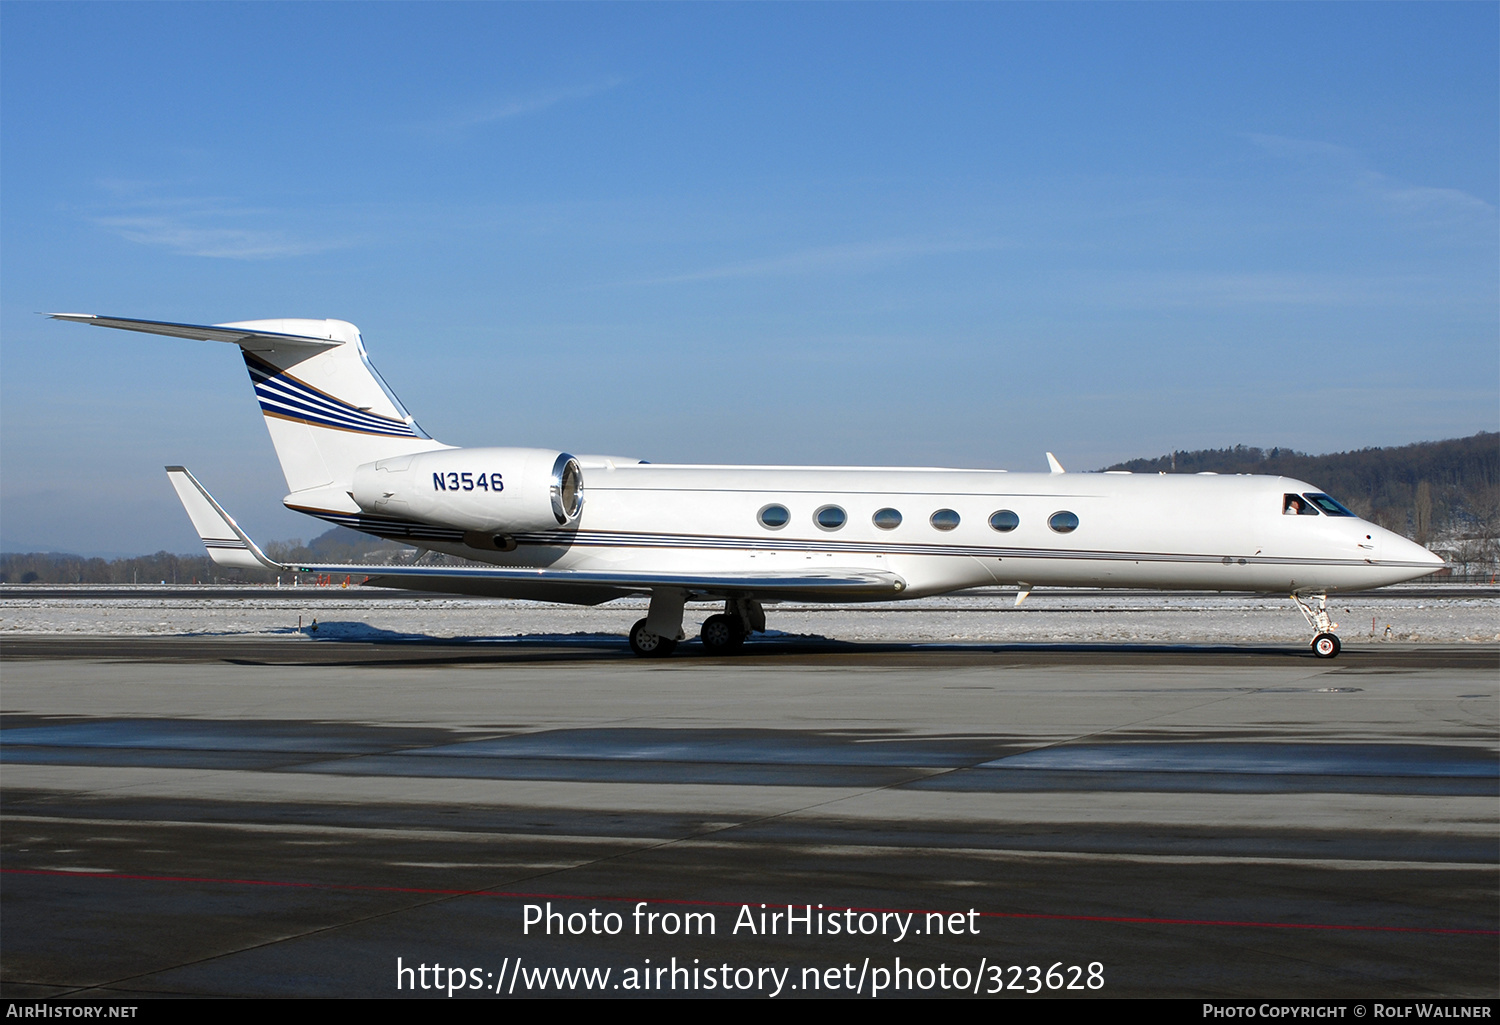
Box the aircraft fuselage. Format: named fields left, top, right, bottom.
left=303, top=461, right=1441, bottom=602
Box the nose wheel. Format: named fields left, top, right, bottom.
left=1292, top=593, right=1342, bottom=659
left=1312, top=632, right=1341, bottom=658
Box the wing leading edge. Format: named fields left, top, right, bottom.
left=166, top=466, right=906, bottom=599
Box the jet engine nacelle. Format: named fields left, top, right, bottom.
left=351, top=447, right=584, bottom=537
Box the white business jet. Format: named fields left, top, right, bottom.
left=53, top=314, right=1444, bottom=658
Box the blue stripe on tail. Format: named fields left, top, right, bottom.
left=243, top=353, right=420, bottom=438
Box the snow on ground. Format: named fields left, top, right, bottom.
left=1, top=585, right=1495, bottom=645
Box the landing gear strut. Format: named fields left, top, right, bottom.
left=629, top=594, right=767, bottom=657
left=629, top=587, right=686, bottom=658
left=1291, top=592, right=1341, bottom=658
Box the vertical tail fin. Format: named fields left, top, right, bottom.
left=50, top=314, right=448, bottom=497
left=228, top=318, right=448, bottom=494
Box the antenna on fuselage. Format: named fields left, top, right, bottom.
left=1046, top=452, right=1065, bottom=474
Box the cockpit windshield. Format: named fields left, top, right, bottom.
left=1303, top=493, right=1355, bottom=517
left=1284, top=494, right=1319, bottom=515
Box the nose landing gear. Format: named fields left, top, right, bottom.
left=1292, top=592, right=1342, bottom=658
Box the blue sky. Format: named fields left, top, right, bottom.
left=3, top=3, right=1496, bottom=554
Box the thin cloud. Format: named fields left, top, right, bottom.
left=94, top=177, right=170, bottom=198
left=638, top=237, right=1007, bottom=285
left=96, top=215, right=339, bottom=260
left=1246, top=132, right=1495, bottom=221
left=417, top=78, right=624, bottom=135
left=1245, top=132, right=1356, bottom=165
left=89, top=192, right=350, bottom=259
left=1367, top=177, right=1494, bottom=218
left=1094, top=271, right=1449, bottom=309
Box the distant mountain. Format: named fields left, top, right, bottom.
left=264, top=526, right=411, bottom=564
left=1104, top=432, right=1498, bottom=543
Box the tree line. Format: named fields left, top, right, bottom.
left=0, top=527, right=413, bottom=585
left=1104, top=432, right=1498, bottom=573
left=1105, top=432, right=1498, bottom=545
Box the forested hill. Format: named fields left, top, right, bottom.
left=0, top=525, right=412, bottom=586
left=1104, top=432, right=1498, bottom=542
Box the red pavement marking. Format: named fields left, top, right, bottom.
left=3, top=867, right=1494, bottom=936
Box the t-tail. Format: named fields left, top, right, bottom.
left=48, top=315, right=449, bottom=508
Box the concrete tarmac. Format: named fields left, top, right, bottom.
left=1, top=636, right=1495, bottom=998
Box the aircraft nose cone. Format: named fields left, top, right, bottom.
left=1378, top=526, right=1445, bottom=574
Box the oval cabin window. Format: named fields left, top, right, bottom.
left=930, top=509, right=960, bottom=531
left=872, top=508, right=902, bottom=530
left=815, top=505, right=847, bottom=530
left=989, top=510, right=1019, bottom=532
left=758, top=504, right=790, bottom=529
left=1049, top=511, right=1079, bottom=533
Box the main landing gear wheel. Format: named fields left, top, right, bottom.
left=699, top=613, right=746, bottom=653
left=1312, top=632, right=1341, bottom=659
left=628, top=618, right=678, bottom=658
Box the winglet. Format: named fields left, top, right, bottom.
left=165, top=467, right=283, bottom=571
left=1046, top=452, right=1065, bottom=474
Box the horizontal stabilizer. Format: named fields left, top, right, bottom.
left=165, top=467, right=280, bottom=571
left=49, top=314, right=341, bottom=354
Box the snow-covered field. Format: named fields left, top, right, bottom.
left=2, top=585, right=1495, bottom=645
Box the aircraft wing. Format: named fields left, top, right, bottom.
left=166, top=466, right=906, bottom=599
left=324, top=563, right=904, bottom=596
left=48, top=314, right=340, bottom=354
